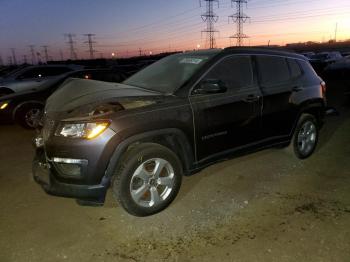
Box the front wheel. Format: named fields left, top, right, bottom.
left=291, top=114, right=319, bottom=159
left=15, top=104, right=43, bottom=129
left=112, top=143, right=182, bottom=216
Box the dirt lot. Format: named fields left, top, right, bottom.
left=0, top=80, right=349, bottom=262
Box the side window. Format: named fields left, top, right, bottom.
left=287, top=59, right=302, bottom=78
left=203, top=55, right=253, bottom=91
left=42, top=67, right=72, bottom=77
left=18, top=68, right=42, bottom=79
left=257, top=56, right=290, bottom=86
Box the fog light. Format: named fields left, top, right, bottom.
left=52, top=158, right=87, bottom=177
left=55, top=163, right=81, bottom=177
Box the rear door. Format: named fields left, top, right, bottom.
left=189, top=55, right=262, bottom=161
left=256, top=55, right=302, bottom=139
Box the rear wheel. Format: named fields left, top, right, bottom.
left=112, top=143, right=182, bottom=216
left=290, top=113, right=319, bottom=159
left=15, top=104, right=43, bottom=129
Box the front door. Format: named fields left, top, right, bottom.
left=189, top=55, right=262, bottom=162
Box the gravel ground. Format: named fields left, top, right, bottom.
left=0, top=80, right=349, bottom=262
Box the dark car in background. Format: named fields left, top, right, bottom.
left=32, top=48, right=327, bottom=216
left=309, top=52, right=343, bottom=73
left=0, top=69, right=127, bottom=128
left=0, top=64, right=83, bottom=96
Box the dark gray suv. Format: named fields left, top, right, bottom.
left=33, top=48, right=327, bottom=216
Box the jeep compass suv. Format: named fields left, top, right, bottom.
left=33, top=48, right=327, bottom=216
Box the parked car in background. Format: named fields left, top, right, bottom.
left=32, top=48, right=327, bottom=216
left=301, top=52, right=315, bottom=59
left=309, top=52, right=343, bottom=73
left=0, top=69, right=127, bottom=128
left=0, top=64, right=83, bottom=96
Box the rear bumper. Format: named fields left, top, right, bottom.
left=32, top=149, right=108, bottom=203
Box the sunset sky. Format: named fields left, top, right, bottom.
left=1, top=0, right=350, bottom=62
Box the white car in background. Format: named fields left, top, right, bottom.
left=0, top=65, right=83, bottom=96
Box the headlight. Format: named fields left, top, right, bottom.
left=0, top=101, right=9, bottom=110
left=55, top=121, right=110, bottom=139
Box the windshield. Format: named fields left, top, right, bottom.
left=123, top=51, right=219, bottom=93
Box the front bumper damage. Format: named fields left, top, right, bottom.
left=32, top=143, right=109, bottom=204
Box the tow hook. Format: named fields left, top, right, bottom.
left=325, top=107, right=339, bottom=116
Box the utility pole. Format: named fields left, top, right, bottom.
left=139, top=48, right=142, bottom=57
left=22, top=55, right=28, bottom=64
left=59, top=49, right=64, bottom=61
left=0, top=54, right=3, bottom=66
left=84, top=33, right=97, bottom=59
left=10, top=48, right=17, bottom=65
left=334, top=22, right=338, bottom=42
left=7, top=56, right=13, bottom=65
left=65, top=33, right=78, bottom=60
left=42, top=45, right=50, bottom=63
left=28, top=45, right=36, bottom=64
left=229, top=0, right=249, bottom=46
left=200, top=0, right=219, bottom=49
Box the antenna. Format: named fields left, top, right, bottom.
left=84, top=33, right=97, bottom=59
left=200, top=0, right=219, bottom=49
left=65, top=33, right=78, bottom=60
left=229, top=0, right=249, bottom=46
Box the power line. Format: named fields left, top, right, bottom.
left=229, top=0, right=250, bottom=46
left=84, top=33, right=97, bottom=59
left=200, top=0, right=219, bottom=49
left=65, top=33, right=78, bottom=60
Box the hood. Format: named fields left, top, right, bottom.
left=45, top=78, right=163, bottom=118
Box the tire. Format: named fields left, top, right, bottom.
left=289, top=113, right=319, bottom=159
left=15, top=104, right=43, bottom=129
left=112, top=143, right=183, bottom=216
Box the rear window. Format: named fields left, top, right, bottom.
left=287, top=59, right=302, bottom=78
left=257, top=56, right=290, bottom=86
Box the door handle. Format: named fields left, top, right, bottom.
left=292, top=86, right=303, bottom=92
left=243, top=94, right=259, bottom=103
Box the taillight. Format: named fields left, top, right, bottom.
left=321, top=81, right=326, bottom=94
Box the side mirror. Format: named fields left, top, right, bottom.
left=194, top=79, right=227, bottom=94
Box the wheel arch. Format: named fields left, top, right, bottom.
left=290, top=99, right=326, bottom=139
left=103, top=128, right=195, bottom=185
left=12, top=100, right=45, bottom=121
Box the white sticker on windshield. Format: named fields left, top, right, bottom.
left=179, top=58, right=205, bottom=64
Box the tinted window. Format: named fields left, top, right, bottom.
left=203, top=55, right=253, bottom=90
left=18, top=68, right=44, bottom=79
left=89, top=71, right=125, bottom=83
left=69, top=71, right=125, bottom=83
left=257, top=56, right=290, bottom=86
left=42, top=67, right=72, bottom=76
left=288, top=59, right=302, bottom=78
left=18, top=67, right=71, bottom=79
